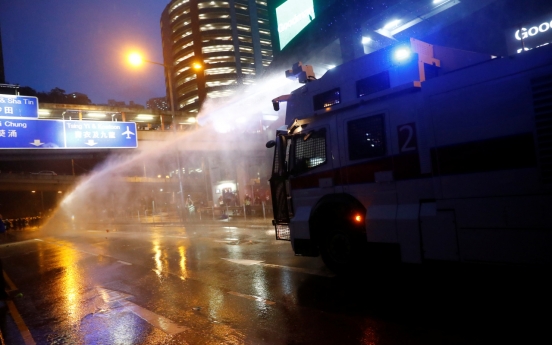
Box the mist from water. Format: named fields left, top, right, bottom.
left=41, top=73, right=298, bottom=234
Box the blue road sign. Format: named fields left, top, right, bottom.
left=0, top=119, right=137, bottom=149
left=0, top=95, right=39, bottom=118
left=63, top=120, right=138, bottom=148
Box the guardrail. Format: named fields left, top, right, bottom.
left=0, top=173, right=77, bottom=183
left=125, top=204, right=273, bottom=224
left=0, top=174, right=178, bottom=184
left=50, top=204, right=275, bottom=229
left=197, top=204, right=272, bottom=221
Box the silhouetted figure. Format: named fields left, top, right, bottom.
left=0, top=214, right=6, bottom=240
left=186, top=195, right=195, bottom=218
left=0, top=259, right=7, bottom=303
left=244, top=194, right=252, bottom=216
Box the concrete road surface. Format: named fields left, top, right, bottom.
left=0, top=219, right=549, bottom=344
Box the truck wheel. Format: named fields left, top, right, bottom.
left=320, top=228, right=356, bottom=274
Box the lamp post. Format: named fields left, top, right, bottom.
left=127, top=52, right=186, bottom=223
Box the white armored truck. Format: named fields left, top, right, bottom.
left=266, top=38, right=552, bottom=272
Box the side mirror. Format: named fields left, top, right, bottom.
left=265, top=140, right=276, bottom=148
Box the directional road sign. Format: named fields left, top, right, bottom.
left=0, top=118, right=138, bottom=149
left=63, top=120, right=138, bottom=148
left=0, top=94, right=39, bottom=118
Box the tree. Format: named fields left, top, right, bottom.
left=16, top=86, right=38, bottom=97
left=15, top=85, right=92, bottom=105
left=66, top=92, right=92, bottom=105
left=40, top=87, right=67, bottom=103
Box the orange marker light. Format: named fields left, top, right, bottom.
left=354, top=214, right=362, bottom=223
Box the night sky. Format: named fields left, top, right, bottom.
left=0, top=0, right=168, bottom=105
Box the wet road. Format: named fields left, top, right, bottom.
left=0, top=220, right=549, bottom=344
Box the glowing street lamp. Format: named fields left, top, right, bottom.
left=126, top=51, right=186, bottom=223
left=192, top=62, right=203, bottom=71
left=128, top=52, right=144, bottom=66
left=127, top=51, right=164, bottom=68
left=191, top=61, right=207, bottom=105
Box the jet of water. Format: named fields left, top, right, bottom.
left=42, top=72, right=299, bottom=232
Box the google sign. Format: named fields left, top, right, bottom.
left=508, top=14, right=552, bottom=55
left=515, top=19, right=552, bottom=40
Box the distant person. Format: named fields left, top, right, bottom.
left=244, top=194, right=252, bottom=216
left=223, top=189, right=232, bottom=207
left=0, top=258, right=7, bottom=306
left=186, top=195, right=195, bottom=217
left=0, top=214, right=6, bottom=240
left=219, top=194, right=231, bottom=219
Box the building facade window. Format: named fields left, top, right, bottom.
left=162, top=0, right=273, bottom=113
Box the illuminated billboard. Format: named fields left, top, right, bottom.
left=276, top=0, right=315, bottom=50
left=507, top=13, right=552, bottom=54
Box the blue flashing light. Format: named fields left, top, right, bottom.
left=393, top=47, right=412, bottom=62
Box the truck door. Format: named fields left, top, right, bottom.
left=270, top=134, right=292, bottom=228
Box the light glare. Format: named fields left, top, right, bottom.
left=263, top=115, right=279, bottom=121
left=87, top=112, right=106, bottom=118
left=383, top=19, right=400, bottom=30
left=394, top=47, right=412, bottom=61
left=128, top=52, right=143, bottom=66
left=136, top=114, right=154, bottom=120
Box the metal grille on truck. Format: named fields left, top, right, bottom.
left=270, top=175, right=290, bottom=224
left=275, top=224, right=291, bottom=241
left=294, top=130, right=327, bottom=169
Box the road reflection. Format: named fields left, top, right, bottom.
left=178, top=245, right=188, bottom=280
left=251, top=268, right=270, bottom=313
left=152, top=237, right=169, bottom=279
left=56, top=241, right=82, bottom=325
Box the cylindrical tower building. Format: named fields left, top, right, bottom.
left=161, top=0, right=273, bottom=113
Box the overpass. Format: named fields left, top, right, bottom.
left=0, top=174, right=190, bottom=192
left=36, top=102, right=198, bottom=130
left=0, top=102, right=269, bottom=163
left=0, top=101, right=199, bottom=165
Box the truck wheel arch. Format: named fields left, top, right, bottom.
left=309, top=193, right=367, bottom=242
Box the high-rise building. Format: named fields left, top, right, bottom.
left=147, top=97, right=170, bottom=111
left=161, top=0, right=273, bottom=113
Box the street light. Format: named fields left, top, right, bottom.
left=192, top=62, right=203, bottom=71
left=127, top=51, right=186, bottom=223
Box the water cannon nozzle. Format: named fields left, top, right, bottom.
left=285, top=62, right=315, bottom=83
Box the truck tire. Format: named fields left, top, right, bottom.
left=319, top=226, right=361, bottom=274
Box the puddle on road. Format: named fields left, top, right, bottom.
left=214, top=239, right=260, bottom=245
